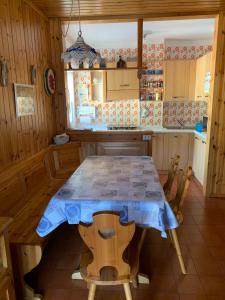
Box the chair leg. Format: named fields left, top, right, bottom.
left=168, top=230, right=174, bottom=245
left=123, top=283, right=132, bottom=300
left=170, top=229, right=187, bottom=274
left=88, top=283, right=96, bottom=300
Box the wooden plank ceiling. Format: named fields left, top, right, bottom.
left=30, top=0, right=225, bottom=19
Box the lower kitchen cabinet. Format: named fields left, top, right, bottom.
left=96, top=142, right=148, bottom=156
left=152, top=134, right=164, bottom=170
left=152, top=133, right=194, bottom=172
left=164, top=133, right=192, bottom=170
left=192, top=134, right=207, bottom=185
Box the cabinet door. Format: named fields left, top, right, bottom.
left=164, top=134, right=190, bottom=170
left=152, top=134, right=164, bottom=170
left=195, top=55, right=205, bottom=101
left=164, top=60, right=196, bottom=101
left=96, top=142, right=147, bottom=156
left=195, top=52, right=212, bottom=101
left=198, top=139, right=207, bottom=185
left=107, top=70, right=139, bottom=91
left=192, top=135, right=201, bottom=178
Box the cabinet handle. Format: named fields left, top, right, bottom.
left=172, top=96, right=184, bottom=98
left=120, top=84, right=130, bottom=87
left=174, top=136, right=178, bottom=138
left=195, top=137, right=199, bottom=140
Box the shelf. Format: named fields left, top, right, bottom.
left=64, top=67, right=145, bottom=72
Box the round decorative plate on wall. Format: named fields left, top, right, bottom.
left=44, top=68, right=56, bottom=96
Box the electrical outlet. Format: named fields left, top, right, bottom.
left=142, top=135, right=151, bottom=141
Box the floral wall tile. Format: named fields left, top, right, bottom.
left=163, top=101, right=208, bottom=127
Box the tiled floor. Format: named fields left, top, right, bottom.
left=28, top=177, right=225, bottom=300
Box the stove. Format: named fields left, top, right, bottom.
left=107, top=125, right=138, bottom=130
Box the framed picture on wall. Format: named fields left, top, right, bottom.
left=14, top=84, right=35, bottom=117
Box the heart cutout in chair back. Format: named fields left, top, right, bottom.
left=98, top=228, right=115, bottom=239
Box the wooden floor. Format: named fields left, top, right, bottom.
left=27, top=177, right=225, bottom=300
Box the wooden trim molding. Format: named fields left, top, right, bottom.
left=23, top=0, right=48, bottom=21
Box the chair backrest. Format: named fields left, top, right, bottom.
left=78, top=212, right=135, bottom=281
left=163, top=155, right=180, bottom=200
left=170, top=166, right=192, bottom=223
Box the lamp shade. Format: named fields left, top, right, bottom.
left=62, top=32, right=101, bottom=65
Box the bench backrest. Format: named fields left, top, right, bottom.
left=0, top=150, right=49, bottom=217
left=0, top=142, right=81, bottom=218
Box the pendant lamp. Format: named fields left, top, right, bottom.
left=61, top=0, right=101, bottom=67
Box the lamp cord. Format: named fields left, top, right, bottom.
left=78, top=0, right=82, bottom=35
left=62, top=0, right=74, bottom=38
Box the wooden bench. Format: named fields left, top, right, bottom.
left=0, top=142, right=81, bottom=300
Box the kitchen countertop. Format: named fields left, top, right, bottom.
left=69, top=126, right=207, bottom=141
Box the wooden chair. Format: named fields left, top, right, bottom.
left=78, top=212, right=137, bottom=300
left=163, top=155, right=180, bottom=201
left=168, top=166, right=193, bottom=275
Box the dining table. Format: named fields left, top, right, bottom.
left=36, top=155, right=182, bottom=281
left=36, top=155, right=178, bottom=237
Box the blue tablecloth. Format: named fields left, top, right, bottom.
left=36, top=156, right=178, bottom=238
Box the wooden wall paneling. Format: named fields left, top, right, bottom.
left=29, top=0, right=225, bottom=18
left=22, top=3, right=37, bottom=155
left=0, top=0, right=56, bottom=169
left=10, top=0, right=30, bottom=160
left=0, top=0, right=20, bottom=165
left=205, top=13, right=225, bottom=196
left=28, top=2, right=43, bottom=152
left=49, top=18, right=67, bottom=134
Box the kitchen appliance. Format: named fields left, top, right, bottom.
left=203, top=115, right=208, bottom=131
left=107, top=125, right=138, bottom=130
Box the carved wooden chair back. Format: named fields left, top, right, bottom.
left=170, top=166, right=193, bottom=224
left=163, top=155, right=180, bottom=201
left=78, top=212, right=135, bottom=281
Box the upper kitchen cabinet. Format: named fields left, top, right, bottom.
left=106, top=69, right=139, bottom=101
left=164, top=60, right=196, bottom=101
left=195, top=52, right=212, bottom=101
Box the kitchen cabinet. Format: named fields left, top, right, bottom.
left=164, top=133, right=192, bottom=170
left=96, top=142, right=148, bottom=156
left=0, top=218, right=16, bottom=300
left=195, top=52, right=212, bottom=101
left=152, top=133, right=193, bottom=171
left=106, top=69, right=139, bottom=100
left=192, top=135, right=207, bottom=184
left=152, top=134, right=164, bottom=170
left=164, top=60, right=196, bottom=101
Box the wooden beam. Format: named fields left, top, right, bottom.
left=60, top=11, right=219, bottom=22
left=204, top=13, right=225, bottom=197
left=137, top=18, right=143, bottom=79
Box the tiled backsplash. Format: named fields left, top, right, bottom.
left=98, top=44, right=212, bottom=66
left=163, top=101, right=208, bottom=127
left=93, top=100, right=207, bottom=128
left=96, top=100, right=140, bottom=125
